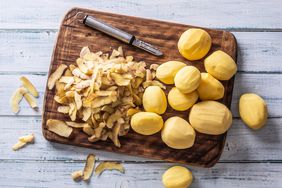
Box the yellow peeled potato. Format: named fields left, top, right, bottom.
left=156, top=61, right=186, bottom=84
left=197, top=72, right=225, bottom=100
left=174, top=66, right=201, bottom=94
left=239, top=93, right=268, bottom=130
left=189, top=101, right=233, bottom=135
left=178, top=28, right=212, bottom=61
left=161, top=117, right=196, bottom=149
left=142, top=86, right=167, bottom=114
left=162, top=166, right=193, bottom=188
left=131, top=112, right=163, bottom=135
left=168, top=87, right=198, bottom=111
left=204, top=50, right=237, bottom=80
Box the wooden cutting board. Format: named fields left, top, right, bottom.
left=42, top=7, right=237, bottom=167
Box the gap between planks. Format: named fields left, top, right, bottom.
left=1, top=159, right=282, bottom=164
left=1, top=28, right=282, bottom=33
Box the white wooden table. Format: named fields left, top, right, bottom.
left=0, top=0, right=281, bottom=187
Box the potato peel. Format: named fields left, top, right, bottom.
left=94, top=162, right=125, bottom=176
left=71, top=170, right=83, bottom=181
left=76, top=80, right=91, bottom=90
left=82, top=107, right=92, bottom=121
left=60, top=76, right=74, bottom=90
left=83, top=124, right=95, bottom=136
left=19, top=133, right=35, bottom=143
left=23, top=92, right=38, bottom=109
left=10, top=87, right=28, bottom=114
left=48, top=64, right=67, bottom=90
left=92, top=96, right=117, bottom=109
left=46, top=119, right=73, bottom=138
left=143, top=80, right=166, bottom=89
left=74, top=91, right=82, bottom=110
left=64, top=69, right=73, bottom=76
left=76, top=58, right=92, bottom=75
left=72, top=68, right=90, bottom=80
left=83, top=154, right=96, bottom=181
left=111, top=72, right=131, bottom=86
left=80, top=46, right=91, bottom=58
left=12, top=141, right=26, bottom=151
left=57, top=106, right=70, bottom=114
left=109, top=123, right=121, bottom=147
left=20, top=76, right=39, bottom=97
left=69, top=103, right=77, bottom=121
left=12, top=133, right=34, bottom=151
left=49, top=47, right=160, bottom=147
left=65, top=121, right=87, bottom=128
left=106, top=110, right=122, bottom=128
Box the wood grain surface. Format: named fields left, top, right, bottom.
left=42, top=8, right=237, bottom=167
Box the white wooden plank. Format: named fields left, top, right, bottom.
left=0, top=73, right=281, bottom=117
left=1, top=0, right=282, bottom=29
left=221, top=117, right=282, bottom=161
left=1, top=31, right=282, bottom=72
left=0, top=116, right=281, bottom=162
left=235, top=32, right=282, bottom=72
left=0, top=31, right=55, bottom=73
left=0, top=161, right=281, bottom=188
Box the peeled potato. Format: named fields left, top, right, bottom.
left=161, top=117, right=196, bottom=149
left=189, top=101, right=233, bottom=135
left=131, top=112, right=163, bottom=135
left=162, top=166, right=193, bottom=188
left=239, top=93, right=268, bottom=130
left=178, top=28, right=211, bottom=60
left=174, top=66, right=201, bottom=94
left=197, top=72, right=225, bottom=100
left=204, top=50, right=237, bottom=80
left=142, top=86, right=167, bottom=114
left=156, top=61, right=186, bottom=84
left=168, top=87, right=198, bottom=111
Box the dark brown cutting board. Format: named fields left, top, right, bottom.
left=42, top=7, right=237, bottom=167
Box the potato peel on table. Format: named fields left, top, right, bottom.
left=83, top=154, right=96, bottom=181
left=95, top=162, right=125, bottom=176
left=12, top=133, right=34, bottom=151
left=10, top=76, right=39, bottom=114
left=23, top=92, right=38, bottom=109
left=10, top=87, right=28, bottom=114
left=19, top=76, right=39, bottom=97
left=71, top=170, right=83, bottom=181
